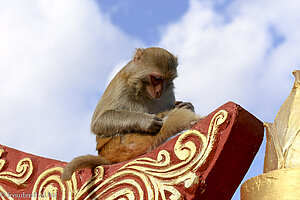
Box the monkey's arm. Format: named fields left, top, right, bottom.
left=91, top=110, right=163, bottom=137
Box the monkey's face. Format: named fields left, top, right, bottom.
left=130, top=47, right=178, bottom=101
left=146, top=73, right=165, bottom=100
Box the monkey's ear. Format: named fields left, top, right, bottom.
left=134, top=48, right=144, bottom=62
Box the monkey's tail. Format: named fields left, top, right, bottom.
left=61, top=155, right=111, bottom=181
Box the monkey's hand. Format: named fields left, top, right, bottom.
left=142, top=114, right=163, bottom=133
left=175, top=101, right=195, bottom=112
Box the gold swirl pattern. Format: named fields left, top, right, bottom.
left=0, top=109, right=228, bottom=200
left=32, top=167, right=66, bottom=200
left=77, top=110, right=228, bottom=199
left=33, top=167, right=92, bottom=200
left=31, top=166, right=106, bottom=200
left=0, top=149, right=33, bottom=186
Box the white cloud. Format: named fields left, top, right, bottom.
left=159, top=0, right=300, bottom=199
left=1, top=0, right=299, bottom=198
left=160, top=0, right=299, bottom=120
left=0, top=0, right=140, bottom=161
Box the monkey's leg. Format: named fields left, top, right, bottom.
left=95, top=109, right=201, bottom=164
left=153, top=108, right=202, bottom=147
left=97, top=134, right=154, bottom=163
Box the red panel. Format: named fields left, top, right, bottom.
left=0, top=102, right=263, bottom=200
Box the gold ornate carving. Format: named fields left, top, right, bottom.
left=0, top=149, right=33, bottom=186
left=73, top=166, right=104, bottom=199
left=0, top=149, right=5, bottom=172
left=32, top=167, right=75, bottom=200
left=74, top=110, right=228, bottom=199
left=31, top=165, right=106, bottom=200
left=0, top=110, right=228, bottom=199
left=0, top=148, right=34, bottom=200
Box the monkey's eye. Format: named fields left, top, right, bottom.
left=150, top=74, right=164, bottom=87
left=152, top=76, right=162, bottom=81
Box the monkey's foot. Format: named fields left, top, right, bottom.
left=0, top=102, right=263, bottom=200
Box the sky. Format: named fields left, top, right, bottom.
left=0, top=0, right=299, bottom=199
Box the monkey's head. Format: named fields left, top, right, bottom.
left=128, top=47, right=178, bottom=101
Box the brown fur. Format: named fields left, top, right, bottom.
left=61, top=47, right=201, bottom=181
left=96, top=108, right=201, bottom=163
left=90, top=47, right=178, bottom=136
left=61, top=155, right=111, bottom=181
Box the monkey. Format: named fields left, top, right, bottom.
left=95, top=106, right=200, bottom=163
left=61, top=47, right=201, bottom=181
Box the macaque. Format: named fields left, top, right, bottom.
left=61, top=47, right=201, bottom=181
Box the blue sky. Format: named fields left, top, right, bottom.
left=96, top=0, right=189, bottom=45
left=0, top=0, right=299, bottom=199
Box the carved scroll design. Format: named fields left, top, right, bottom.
left=30, top=162, right=108, bottom=199
left=0, top=149, right=33, bottom=200
left=0, top=110, right=227, bottom=200
left=0, top=149, right=33, bottom=186
left=79, top=110, right=228, bottom=200
left=31, top=167, right=69, bottom=200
